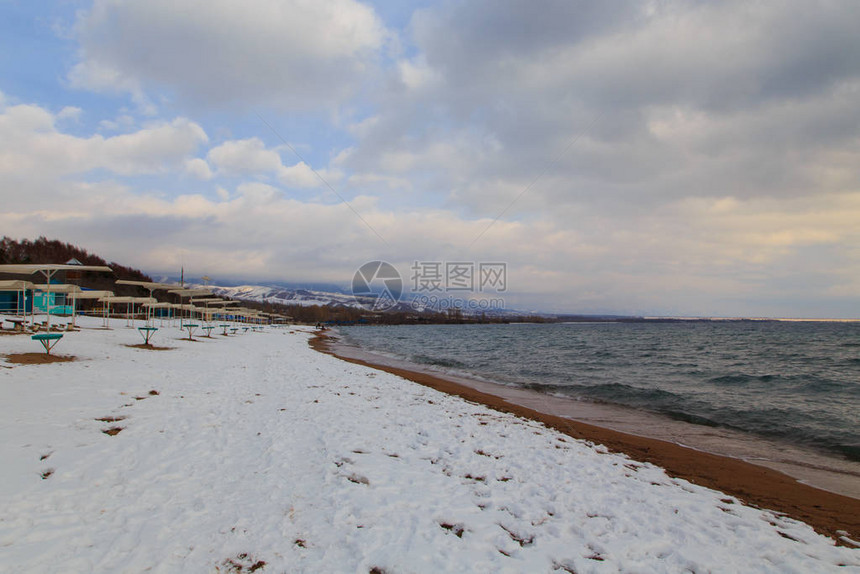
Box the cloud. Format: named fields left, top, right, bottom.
left=3, top=145, right=860, bottom=316
left=0, top=101, right=208, bottom=180
left=206, top=137, right=329, bottom=188
left=56, top=106, right=82, bottom=121
left=70, top=0, right=388, bottom=110
left=184, top=158, right=213, bottom=180
left=98, top=114, right=136, bottom=132
left=411, top=0, right=860, bottom=111
left=5, top=1, right=860, bottom=317
left=279, top=162, right=321, bottom=189
left=396, top=57, right=442, bottom=92
left=328, top=0, right=860, bottom=236
left=207, top=138, right=282, bottom=176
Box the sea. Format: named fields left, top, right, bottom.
left=336, top=321, right=860, bottom=496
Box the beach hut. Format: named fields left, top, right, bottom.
left=0, top=280, right=35, bottom=330
left=32, top=284, right=81, bottom=330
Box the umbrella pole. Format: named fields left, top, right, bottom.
left=44, top=270, right=53, bottom=331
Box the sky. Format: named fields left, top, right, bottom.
left=1, top=0, right=859, bottom=318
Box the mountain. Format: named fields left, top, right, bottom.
left=207, top=284, right=366, bottom=308
left=195, top=282, right=528, bottom=318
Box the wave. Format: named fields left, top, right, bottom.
left=706, top=374, right=776, bottom=386
left=339, top=322, right=860, bottom=463
left=410, top=353, right=469, bottom=370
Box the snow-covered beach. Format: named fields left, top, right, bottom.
left=2, top=318, right=859, bottom=572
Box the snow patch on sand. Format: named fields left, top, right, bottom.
left=1, top=317, right=857, bottom=572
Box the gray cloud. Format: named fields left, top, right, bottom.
left=70, top=0, right=388, bottom=110
left=341, top=0, right=860, bottom=221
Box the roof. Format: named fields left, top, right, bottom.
left=168, top=288, right=212, bottom=297
left=0, top=280, right=35, bottom=290
left=34, top=284, right=82, bottom=294
left=115, top=280, right=176, bottom=290
left=0, top=264, right=113, bottom=275
left=98, top=296, right=157, bottom=304
left=70, top=290, right=114, bottom=300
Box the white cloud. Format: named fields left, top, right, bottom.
left=206, top=137, right=333, bottom=189
left=278, top=162, right=319, bottom=189
left=207, top=138, right=282, bottom=176
left=71, top=0, right=388, bottom=109
left=67, top=58, right=157, bottom=115
left=397, top=58, right=442, bottom=91
left=57, top=106, right=82, bottom=122
left=99, top=114, right=136, bottom=132
left=236, top=182, right=282, bottom=205
left=184, top=158, right=213, bottom=180
left=0, top=102, right=208, bottom=178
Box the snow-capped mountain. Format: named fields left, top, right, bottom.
left=193, top=282, right=522, bottom=316
left=206, top=284, right=366, bottom=308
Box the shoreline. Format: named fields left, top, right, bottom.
left=326, top=333, right=860, bottom=501
left=310, top=331, right=860, bottom=543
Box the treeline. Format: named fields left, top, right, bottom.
left=237, top=298, right=537, bottom=326
left=0, top=236, right=152, bottom=298
left=0, top=237, right=549, bottom=325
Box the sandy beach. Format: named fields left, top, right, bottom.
left=1, top=319, right=858, bottom=572
left=312, top=332, right=860, bottom=543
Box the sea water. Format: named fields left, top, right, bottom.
left=339, top=321, right=860, bottom=464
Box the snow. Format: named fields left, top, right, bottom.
left=1, top=317, right=858, bottom=573
left=208, top=284, right=364, bottom=308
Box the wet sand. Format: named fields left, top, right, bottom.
left=4, top=352, right=77, bottom=365
left=310, top=332, right=860, bottom=544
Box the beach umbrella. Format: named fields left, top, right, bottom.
left=115, top=280, right=176, bottom=325
left=0, top=280, right=35, bottom=329
left=98, top=296, right=156, bottom=327
left=168, top=288, right=212, bottom=324
left=70, top=290, right=114, bottom=327
left=0, top=264, right=113, bottom=330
